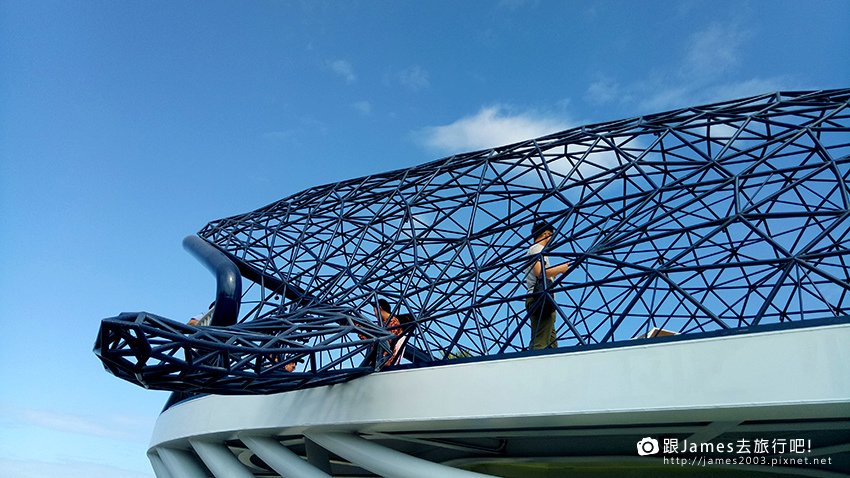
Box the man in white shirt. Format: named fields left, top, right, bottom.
left=524, top=220, right=570, bottom=350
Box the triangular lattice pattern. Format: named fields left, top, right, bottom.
left=97, top=89, right=850, bottom=394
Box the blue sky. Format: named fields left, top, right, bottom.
left=0, top=1, right=847, bottom=476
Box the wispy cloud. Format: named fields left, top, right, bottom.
left=325, top=59, right=356, bottom=83
left=397, top=65, right=430, bottom=91
left=586, top=77, right=623, bottom=105
left=707, top=77, right=792, bottom=102
left=587, top=22, right=793, bottom=113
left=352, top=100, right=372, bottom=115
left=2, top=406, right=151, bottom=442
left=0, top=458, right=153, bottom=478
left=263, top=118, right=329, bottom=144
left=684, top=22, right=749, bottom=79
left=638, top=77, right=792, bottom=112
left=638, top=85, right=695, bottom=112
left=417, top=106, right=570, bottom=154
left=384, top=65, right=431, bottom=92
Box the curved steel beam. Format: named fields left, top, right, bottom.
left=240, top=435, right=332, bottom=478
left=183, top=235, right=242, bottom=326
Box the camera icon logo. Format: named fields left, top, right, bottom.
left=637, top=437, right=660, bottom=456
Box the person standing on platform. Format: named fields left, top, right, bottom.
left=524, top=220, right=570, bottom=350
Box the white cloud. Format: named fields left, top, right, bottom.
left=383, top=65, right=431, bottom=92
left=398, top=65, right=430, bottom=91
left=637, top=85, right=694, bottom=112
left=638, top=77, right=793, bottom=112
left=586, top=78, right=622, bottom=104
left=707, top=77, right=792, bottom=103
left=326, top=59, right=356, bottom=83
left=589, top=21, right=792, bottom=114
left=352, top=100, right=372, bottom=115
left=684, top=23, right=749, bottom=79
left=417, top=106, right=570, bottom=154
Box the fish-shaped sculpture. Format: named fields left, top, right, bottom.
left=96, top=88, right=850, bottom=394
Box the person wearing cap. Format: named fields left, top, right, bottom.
left=524, top=220, right=570, bottom=350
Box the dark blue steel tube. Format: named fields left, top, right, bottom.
left=183, top=235, right=242, bottom=326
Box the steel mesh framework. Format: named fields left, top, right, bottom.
left=96, top=89, right=850, bottom=394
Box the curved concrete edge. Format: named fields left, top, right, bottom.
left=151, top=322, right=850, bottom=449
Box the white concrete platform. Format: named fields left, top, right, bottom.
left=149, top=321, right=850, bottom=477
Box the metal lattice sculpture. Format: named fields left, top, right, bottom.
left=96, top=89, right=850, bottom=394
